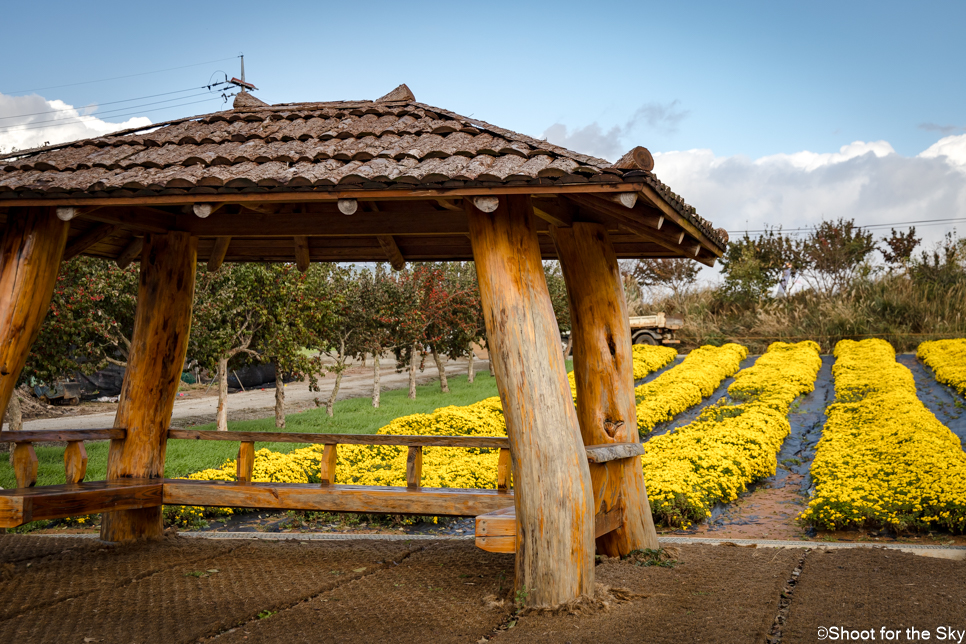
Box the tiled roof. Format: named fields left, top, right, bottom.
left=0, top=87, right=723, bottom=249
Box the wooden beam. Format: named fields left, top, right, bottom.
left=80, top=207, right=177, bottom=234
left=565, top=193, right=664, bottom=232
left=0, top=479, right=163, bottom=529
left=186, top=207, right=470, bottom=237
left=63, top=223, right=118, bottom=261
left=603, top=192, right=638, bottom=209
left=1, top=181, right=648, bottom=208
left=0, top=207, right=69, bottom=423
left=162, top=480, right=515, bottom=517
left=207, top=236, right=231, bottom=272
left=466, top=194, right=595, bottom=606
left=294, top=235, right=311, bottom=272
left=115, top=236, right=144, bottom=269
left=101, top=232, right=197, bottom=543
left=435, top=198, right=463, bottom=211
left=531, top=197, right=576, bottom=228
left=376, top=235, right=405, bottom=270
left=552, top=222, right=659, bottom=557
left=584, top=442, right=646, bottom=464
left=167, top=429, right=510, bottom=449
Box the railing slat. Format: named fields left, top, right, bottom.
left=406, top=446, right=423, bottom=489
left=13, top=444, right=38, bottom=488
left=236, top=441, right=255, bottom=483
left=167, top=429, right=510, bottom=449
left=0, top=428, right=126, bottom=443
left=64, top=441, right=88, bottom=484
left=497, top=448, right=511, bottom=492
left=320, top=444, right=338, bottom=486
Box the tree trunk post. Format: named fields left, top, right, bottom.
left=274, top=369, right=285, bottom=429
left=432, top=346, right=449, bottom=393
left=217, top=356, right=229, bottom=431
left=101, top=232, right=197, bottom=543
left=408, top=342, right=418, bottom=400
left=466, top=195, right=595, bottom=607
left=372, top=349, right=381, bottom=408
left=0, top=207, right=69, bottom=424
left=551, top=223, right=660, bottom=556
left=467, top=343, right=476, bottom=383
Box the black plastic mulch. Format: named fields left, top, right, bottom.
left=896, top=353, right=966, bottom=442
left=643, top=354, right=761, bottom=442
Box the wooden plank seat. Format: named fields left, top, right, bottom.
left=0, top=479, right=163, bottom=528
left=475, top=441, right=645, bottom=553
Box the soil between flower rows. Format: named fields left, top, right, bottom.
left=6, top=534, right=962, bottom=644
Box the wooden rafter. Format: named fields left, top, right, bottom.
left=207, top=237, right=231, bottom=272
left=293, top=236, right=311, bottom=272
left=376, top=235, right=406, bottom=270
left=64, top=223, right=118, bottom=261
left=115, top=237, right=144, bottom=269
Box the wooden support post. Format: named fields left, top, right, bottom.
left=497, top=447, right=511, bottom=492
left=64, top=441, right=88, bottom=484
left=551, top=222, right=660, bottom=556
left=0, top=207, right=69, bottom=423
left=406, top=446, right=423, bottom=489
left=13, top=444, right=38, bottom=488
left=101, top=232, right=197, bottom=542
left=320, top=444, right=338, bottom=486
left=376, top=235, right=406, bottom=270
left=237, top=441, right=255, bottom=483
left=466, top=194, right=595, bottom=607
left=116, top=237, right=144, bottom=269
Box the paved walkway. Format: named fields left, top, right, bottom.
left=7, top=357, right=489, bottom=432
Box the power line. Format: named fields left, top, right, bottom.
left=0, top=90, right=220, bottom=130
left=0, top=83, right=230, bottom=121
left=730, top=217, right=966, bottom=235
left=0, top=95, right=230, bottom=134
left=5, top=56, right=241, bottom=95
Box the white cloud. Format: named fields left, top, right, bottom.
left=543, top=100, right=690, bottom=162
left=653, top=135, right=966, bottom=248
left=0, top=93, right=151, bottom=153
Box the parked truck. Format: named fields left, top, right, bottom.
left=629, top=312, right=683, bottom=345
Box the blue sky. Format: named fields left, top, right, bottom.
left=2, top=0, right=964, bottom=246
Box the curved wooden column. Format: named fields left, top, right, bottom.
left=466, top=195, right=595, bottom=606
left=0, top=207, right=69, bottom=423
left=101, top=232, right=197, bottom=542
left=551, top=222, right=659, bottom=555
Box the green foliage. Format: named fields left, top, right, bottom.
left=718, top=227, right=800, bottom=304
left=23, top=257, right=138, bottom=384
left=543, top=261, right=571, bottom=334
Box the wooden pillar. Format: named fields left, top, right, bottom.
left=551, top=222, right=660, bottom=555
left=101, top=232, right=197, bottom=542
left=0, top=207, right=69, bottom=422
left=466, top=195, right=595, bottom=607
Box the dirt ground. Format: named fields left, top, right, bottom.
left=3, top=535, right=963, bottom=644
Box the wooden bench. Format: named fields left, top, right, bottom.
left=474, top=441, right=645, bottom=553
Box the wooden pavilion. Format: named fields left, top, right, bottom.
left=0, top=84, right=726, bottom=606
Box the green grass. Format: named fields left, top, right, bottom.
left=1, top=368, right=515, bottom=489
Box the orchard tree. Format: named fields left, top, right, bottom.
left=255, top=264, right=328, bottom=428
left=880, top=227, right=921, bottom=270
left=801, top=218, right=875, bottom=295
left=384, top=264, right=439, bottom=399
left=351, top=265, right=395, bottom=408
left=304, top=264, right=362, bottom=417
left=719, top=227, right=802, bottom=303
left=190, top=263, right=270, bottom=431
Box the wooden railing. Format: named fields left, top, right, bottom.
left=0, top=428, right=125, bottom=489
left=166, top=429, right=514, bottom=491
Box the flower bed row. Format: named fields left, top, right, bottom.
left=800, top=339, right=966, bottom=533
left=634, top=343, right=748, bottom=435
left=641, top=341, right=822, bottom=528
left=568, top=344, right=678, bottom=400
left=917, top=339, right=966, bottom=398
